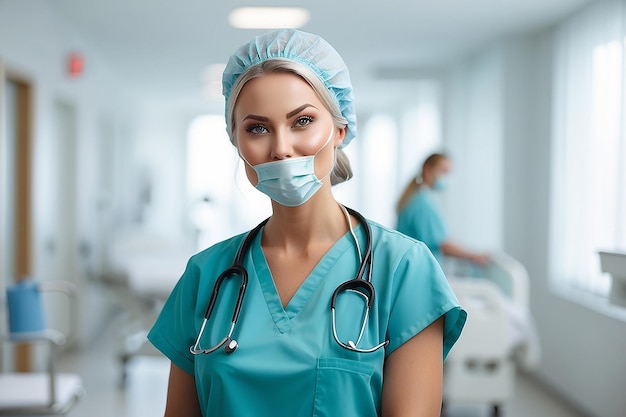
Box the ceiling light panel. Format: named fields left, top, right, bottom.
left=229, top=7, right=310, bottom=29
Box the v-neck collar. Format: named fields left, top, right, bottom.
left=250, top=224, right=361, bottom=333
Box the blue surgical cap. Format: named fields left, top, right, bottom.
left=222, top=29, right=357, bottom=148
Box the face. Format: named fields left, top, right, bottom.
left=233, top=72, right=345, bottom=186
left=434, top=158, right=451, bottom=177
left=424, top=158, right=451, bottom=185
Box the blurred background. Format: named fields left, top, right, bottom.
left=1, top=0, right=625, bottom=416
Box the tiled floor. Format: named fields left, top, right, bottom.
left=442, top=376, right=588, bottom=417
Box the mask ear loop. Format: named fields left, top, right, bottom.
left=236, top=151, right=261, bottom=188
left=236, top=141, right=254, bottom=169
left=315, top=128, right=337, bottom=183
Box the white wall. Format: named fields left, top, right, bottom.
left=442, top=25, right=626, bottom=417
left=441, top=46, right=504, bottom=251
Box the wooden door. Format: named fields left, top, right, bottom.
left=0, top=64, right=34, bottom=371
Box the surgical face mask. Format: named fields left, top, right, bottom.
left=433, top=176, right=449, bottom=192
left=241, top=129, right=335, bottom=207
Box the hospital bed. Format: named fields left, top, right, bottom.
left=103, top=232, right=194, bottom=382
left=442, top=252, right=540, bottom=416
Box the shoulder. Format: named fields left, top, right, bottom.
left=184, top=231, right=249, bottom=276
left=401, top=189, right=433, bottom=212
left=368, top=220, right=432, bottom=259
left=414, top=188, right=436, bottom=205
left=367, top=219, right=443, bottom=288
left=407, top=190, right=440, bottom=219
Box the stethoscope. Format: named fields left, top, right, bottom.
left=190, top=206, right=389, bottom=355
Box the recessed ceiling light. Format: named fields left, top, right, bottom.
left=229, top=7, right=310, bottom=29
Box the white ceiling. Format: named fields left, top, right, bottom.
left=52, top=0, right=590, bottom=112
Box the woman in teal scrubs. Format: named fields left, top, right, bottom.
left=148, top=30, right=466, bottom=417
left=396, top=153, right=489, bottom=266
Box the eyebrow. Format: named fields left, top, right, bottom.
left=242, top=114, right=269, bottom=122
left=286, top=104, right=318, bottom=119
left=241, top=104, right=318, bottom=123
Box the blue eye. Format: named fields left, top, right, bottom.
left=294, top=115, right=314, bottom=127
left=246, top=124, right=269, bottom=134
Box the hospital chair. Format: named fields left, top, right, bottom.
left=0, top=280, right=84, bottom=415
left=442, top=252, right=538, bottom=416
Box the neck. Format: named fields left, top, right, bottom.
left=263, top=188, right=347, bottom=251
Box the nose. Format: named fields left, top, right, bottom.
left=270, top=130, right=293, bottom=160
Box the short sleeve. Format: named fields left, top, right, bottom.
left=147, top=260, right=200, bottom=375
left=385, top=241, right=466, bottom=360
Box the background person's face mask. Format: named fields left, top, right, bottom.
left=241, top=129, right=335, bottom=207
left=433, top=175, right=450, bottom=192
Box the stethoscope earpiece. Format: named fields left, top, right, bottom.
left=224, top=338, right=238, bottom=354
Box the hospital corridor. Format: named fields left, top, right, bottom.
left=1, top=1, right=626, bottom=416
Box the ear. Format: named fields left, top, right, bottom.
left=334, top=126, right=346, bottom=147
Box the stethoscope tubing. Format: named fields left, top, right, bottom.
left=190, top=207, right=388, bottom=355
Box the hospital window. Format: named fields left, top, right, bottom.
left=359, top=114, right=399, bottom=227
left=550, top=30, right=626, bottom=305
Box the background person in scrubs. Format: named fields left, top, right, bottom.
left=148, top=30, right=466, bottom=417
left=396, top=153, right=489, bottom=266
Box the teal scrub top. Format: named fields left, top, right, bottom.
left=397, top=187, right=449, bottom=262
left=148, top=219, right=466, bottom=417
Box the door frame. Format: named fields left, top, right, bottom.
left=0, top=60, right=35, bottom=371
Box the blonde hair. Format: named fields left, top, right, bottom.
left=395, top=153, right=448, bottom=212
left=227, top=58, right=353, bottom=185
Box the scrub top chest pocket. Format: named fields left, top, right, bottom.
left=314, top=288, right=385, bottom=416
left=314, top=357, right=380, bottom=417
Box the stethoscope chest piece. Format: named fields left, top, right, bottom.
left=189, top=220, right=268, bottom=356
left=224, top=338, right=238, bottom=354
